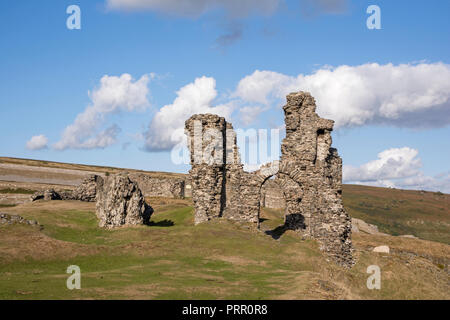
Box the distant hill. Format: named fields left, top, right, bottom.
left=343, top=184, right=450, bottom=245
left=0, top=156, right=187, bottom=179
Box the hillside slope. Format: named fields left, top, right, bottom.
left=343, top=185, right=450, bottom=245
left=0, top=199, right=448, bottom=300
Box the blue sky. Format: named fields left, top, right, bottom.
left=1, top=0, right=449, bottom=192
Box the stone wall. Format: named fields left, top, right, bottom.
left=70, top=175, right=100, bottom=202
left=185, top=91, right=353, bottom=267
left=260, top=180, right=286, bottom=209
left=127, top=173, right=185, bottom=199
left=184, top=177, right=193, bottom=198
left=185, top=114, right=277, bottom=226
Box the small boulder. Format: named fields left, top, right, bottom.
left=95, top=174, right=153, bottom=228
left=373, top=245, right=390, bottom=254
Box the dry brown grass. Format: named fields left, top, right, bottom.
left=0, top=157, right=187, bottom=180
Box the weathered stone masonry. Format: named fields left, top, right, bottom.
left=128, top=173, right=185, bottom=199
left=277, top=92, right=353, bottom=267
left=185, top=114, right=278, bottom=227
left=260, top=180, right=285, bottom=209
left=185, top=92, right=353, bottom=267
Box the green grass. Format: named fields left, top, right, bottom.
left=0, top=204, right=17, bottom=208
left=0, top=197, right=448, bottom=300
left=0, top=188, right=36, bottom=195
left=0, top=200, right=329, bottom=300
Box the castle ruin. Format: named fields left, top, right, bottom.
left=185, top=91, right=353, bottom=267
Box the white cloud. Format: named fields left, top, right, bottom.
left=344, top=147, right=450, bottom=193
left=144, top=62, right=450, bottom=151
left=234, top=62, right=450, bottom=128
left=144, top=76, right=233, bottom=151
left=106, top=0, right=280, bottom=18
left=399, top=172, right=450, bottom=194
left=239, top=106, right=266, bottom=126
left=76, top=124, right=122, bottom=150
left=344, top=147, right=422, bottom=182
left=26, top=135, right=48, bottom=150
left=54, top=74, right=150, bottom=150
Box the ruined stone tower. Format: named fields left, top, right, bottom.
left=185, top=92, right=353, bottom=267
left=277, top=92, right=353, bottom=267
left=185, top=114, right=277, bottom=227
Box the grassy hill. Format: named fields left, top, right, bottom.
left=0, top=198, right=448, bottom=300
left=343, top=184, right=450, bottom=245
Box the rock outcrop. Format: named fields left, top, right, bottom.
left=352, top=218, right=389, bottom=236
left=95, top=173, right=153, bottom=228
left=185, top=91, right=354, bottom=267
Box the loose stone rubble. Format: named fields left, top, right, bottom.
left=95, top=173, right=153, bottom=228
left=30, top=175, right=100, bottom=202
left=185, top=91, right=354, bottom=267
left=0, top=213, right=39, bottom=226
left=30, top=189, right=61, bottom=201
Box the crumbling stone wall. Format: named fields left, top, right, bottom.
left=30, top=189, right=62, bottom=201
left=30, top=175, right=100, bottom=202
left=70, top=175, right=100, bottom=202
left=185, top=114, right=276, bottom=226
left=185, top=91, right=353, bottom=267
left=128, top=173, right=185, bottom=199
left=276, top=92, right=353, bottom=267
